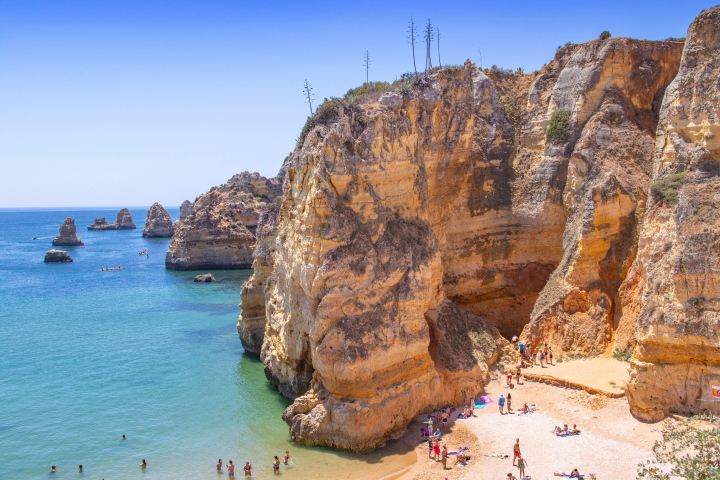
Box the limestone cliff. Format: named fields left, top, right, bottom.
left=176, top=200, right=192, bottom=225
left=52, top=218, right=84, bottom=246
left=237, top=9, right=717, bottom=452
left=165, top=172, right=282, bottom=270
left=88, top=208, right=136, bottom=230
left=142, top=203, right=174, bottom=238
left=622, top=6, right=720, bottom=421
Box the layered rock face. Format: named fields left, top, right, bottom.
left=165, top=172, right=282, bottom=270
left=44, top=249, right=72, bottom=263
left=52, top=218, right=84, bottom=246
left=176, top=200, right=193, bottom=225
left=623, top=6, right=720, bottom=421
left=237, top=10, right=717, bottom=451
left=142, top=203, right=174, bottom=238
left=88, top=208, right=136, bottom=230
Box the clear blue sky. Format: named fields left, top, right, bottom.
left=0, top=0, right=711, bottom=208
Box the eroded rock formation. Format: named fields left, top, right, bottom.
left=165, top=172, right=282, bottom=270
left=52, top=218, right=84, bottom=246
left=142, top=203, right=174, bottom=238
left=44, top=249, right=72, bottom=263
left=176, top=200, right=193, bottom=225
left=237, top=8, right=719, bottom=451
left=623, top=6, right=720, bottom=421
left=88, top=208, right=136, bottom=230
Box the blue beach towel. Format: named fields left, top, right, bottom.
left=474, top=402, right=486, bottom=409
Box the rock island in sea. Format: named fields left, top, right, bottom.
left=236, top=6, right=720, bottom=455
left=52, top=218, right=84, bottom=246
left=88, top=208, right=136, bottom=230
left=142, top=203, right=174, bottom=238
left=165, top=172, right=282, bottom=270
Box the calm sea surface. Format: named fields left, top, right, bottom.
left=0, top=208, right=414, bottom=480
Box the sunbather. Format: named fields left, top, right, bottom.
left=518, top=403, right=530, bottom=414
left=570, top=424, right=581, bottom=434
left=554, top=468, right=582, bottom=477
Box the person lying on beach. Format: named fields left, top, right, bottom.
left=454, top=453, right=469, bottom=466
left=570, top=424, right=581, bottom=434
left=520, top=359, right=528, bottom=368
left=507, top=473, right=518, bottom=480
left=554, top=468, right=582, bottom=477
left=518, top=403, right=530, bottom=414
left=552, top=424, right=569, bottom=434
left=461, top=407, right=471, bottom=418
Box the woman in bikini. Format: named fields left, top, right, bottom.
left=517, top=455, right=528, bottom=478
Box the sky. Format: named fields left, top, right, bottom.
left=0, top=0, right=711, bottom=208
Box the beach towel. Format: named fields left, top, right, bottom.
left=480, top=396, right=493, bottom=403
left=484, top=453, right=509, bottom=459
left=556, top=431, right=580, bottom=437
left=556, top=475, right=583, bottom=479
left=474, top=402, right=486, bottom=409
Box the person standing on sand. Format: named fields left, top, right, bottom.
left=516, top=367, right=522, bottom=384
left=513, top=439, right=521, bottom=466
left=441, top=445, right=448, bottom=469
left=498, top=394, right=506, bottom=414
left=470, top=398, right=475, bottom=416
left=549, top=347, right=554, bottom=365
left=244, top=461, right=252, bottom=476
left=226, top=460, right=235, bottom=476
left=507, top=392, right=512, bottom=411
left=518, top=455, right=528, bottom=478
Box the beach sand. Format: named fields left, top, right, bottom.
left=393, top=359, right=670, bottom=480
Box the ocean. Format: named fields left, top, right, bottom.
left=0, top=208, right=414, bottom=480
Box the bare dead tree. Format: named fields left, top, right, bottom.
left=436, top=26, right=441, bottom=68
left=424, top=18, right=433, bottom=74
left=407, top=17, right=418, bottom=78
left=363, top=50, right=371, bottom=85
left=303, top=79, right=314, bottom=115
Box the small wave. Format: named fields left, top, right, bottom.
left=375, top=464, right=414, bottom=480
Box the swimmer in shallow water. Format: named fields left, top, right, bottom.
left=283, top=451, right=291, bottom=465
left=273, top=456, right=280, bottom=473
left=140, top=459, right=147, bottom=469
left=226, top=460, right=234, bottom=476
left=244, top=461, right=252, bottom=477
left=217, top=459, right=222, bottom=471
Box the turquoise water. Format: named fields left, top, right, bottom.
left=0, top=208, right=414, bottom=480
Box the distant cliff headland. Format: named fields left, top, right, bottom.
left=233, top=6, right=720, bottom=452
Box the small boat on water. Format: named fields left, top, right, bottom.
left=32, top=237, right=38, bottom=240
left=138, top=250, right=147, bottom=255
left=100, top=266, right=125, bottom=271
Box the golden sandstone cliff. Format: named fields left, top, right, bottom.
left=237, top=7, right=720, bottom=451
left=165, top=172, right=282, bottom=270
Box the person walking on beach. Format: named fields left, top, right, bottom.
left=441, top=444, right=448, bottom=469
left=499, top=394, right=506, bottom=414
left=513, top=439, right=521, bottom=466
left=518, top=455, right=527, bottom=478
left=283, top=450, right=291, bottom=465
left=244, top=461, right=252, bottom=477
left=507, top=392, right=512, bottom=411
left=226, top=460, right=235, bottom=476
left=217, top=459, right=223, bottom=471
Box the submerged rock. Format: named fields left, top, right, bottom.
left=193, top=273, right=216, bottom=282
left=142, top=203, right=174, bottom=238
left=52, top=218, right=84, bottom=246
left=44, top=249, right=72, bottom=263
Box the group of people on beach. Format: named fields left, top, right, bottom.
left=218, top=451, right=291, bottom=476
left=513, top=338, right=554, bottom=368
left=50, top=435, right=293, bottom=477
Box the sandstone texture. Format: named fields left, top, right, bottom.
left=236, top=9, right=719, bottom=452
left=176, top=200, right=193, bottom=225
left=193, top=273, right=216, bottom=282
left=623, top=6, right=720, bottom=421
left=52, top=218, right=84, bottom=246
left=44, top=249, right=72, bottom=263
left=88, top=208, right=136, bottom=230
left=142, top=203, right=174, bottom=238
left=165, top=172, right=282, bottom=270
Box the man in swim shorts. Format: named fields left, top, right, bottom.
left=498, top=394, right=506, bottom=414
left=226, top=460, right=234, bottom=476
left=513, top=438, right=521, bottom=466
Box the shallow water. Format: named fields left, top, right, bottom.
left=0, top=208, right=415, bottom=480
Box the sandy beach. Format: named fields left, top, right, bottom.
left=393, top=359, right=669, bottom=480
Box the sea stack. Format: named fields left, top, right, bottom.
left=52, top=218, right=84, bottom=246
left=176, top=200, right=193, bottom=225
left=165, top=172, right=282, bottom=270
left=115, top=208, right=136, bottom=229
left=142, top=203, right=174, bottom=238
left=88, top=217, right=114, bottom=230
left=87, top=209, right=136, bottom=230
left=44, top=249, right=73, bottom=263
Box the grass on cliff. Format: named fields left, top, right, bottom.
left=651, top=172, right=687, bottom=205
left=546, top=108, right=571, bottom=143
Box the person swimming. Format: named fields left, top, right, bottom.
left=283, top=451, right=291, bottom=465
left=140, top=459, right=147, bottom=469
left=78, top=465, right=83, bottom=472
left=51, top=465, right=57, bottom=473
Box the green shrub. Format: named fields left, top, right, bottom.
left=599, top=30, right=611, bottom=40
left=546, top=109, right=571, bottom=143
left=651, top=172, right=687, bottom=204
left=354, top=115, right=367, bottom=126
left=613, top=350, right=632, bottom=362
left=665, top=37, right=686, bottom=42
